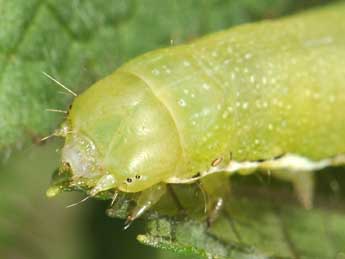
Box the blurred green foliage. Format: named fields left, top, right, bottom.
left=0, top=0, right=344, bottom=259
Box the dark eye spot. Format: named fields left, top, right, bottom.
left=135, top=175, right=141, bottom=179
left=273, top=153, right=285, bottom=160
left=126, top=178, right=132, bottom=183
left=211, top=157, right=223, bottom=167
left=192, top=172, right=201, bottom=178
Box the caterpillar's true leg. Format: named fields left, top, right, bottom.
left=200, top=172, right=231, bottom=227
left=273, top=170, right=314, bottom=209
left=124, top=183, right=166, bottom=229
left=167, top=184, right=185, bottom=213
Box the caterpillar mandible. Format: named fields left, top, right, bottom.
left=48, top=3, right=345, bottom=225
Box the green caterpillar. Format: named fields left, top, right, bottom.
left=48, top=3, right=345, bottom=224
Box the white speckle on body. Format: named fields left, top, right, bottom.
left=152, top=69, right=160, bottom=75
left=227, top=106, right=233, bottom=112
left=183, top=61, right=191, bottom=67
left=202, top=83, right=210, bottom=90
left=329, top=95, right=336, bottom=102
left=313, top=93, right=320, bottom=100
left=262, top=76, right=267, bottom=85
left=244, top=53, right=252, bottom=59
left=178, top=99, right=186, bottom=107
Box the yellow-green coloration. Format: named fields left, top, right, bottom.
left=64, top=72, right=182, bottom=193
left=53, top=4, right=345, bottom=221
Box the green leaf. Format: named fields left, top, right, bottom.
left=0, top=0, right=332, bottom=153
left=137, top=170, right=345, bottom=259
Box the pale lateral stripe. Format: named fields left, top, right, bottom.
left=166, top=153, right=345, bottom=184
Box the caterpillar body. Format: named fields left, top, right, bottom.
left=49, top=4, right=345, bottom=223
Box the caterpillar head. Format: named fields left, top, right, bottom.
left=54, top=71, right=183, bottom=196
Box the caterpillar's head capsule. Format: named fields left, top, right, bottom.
left=61, top=130, right=103, bottom=179
left=51, top=71, right=183, bottom=196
